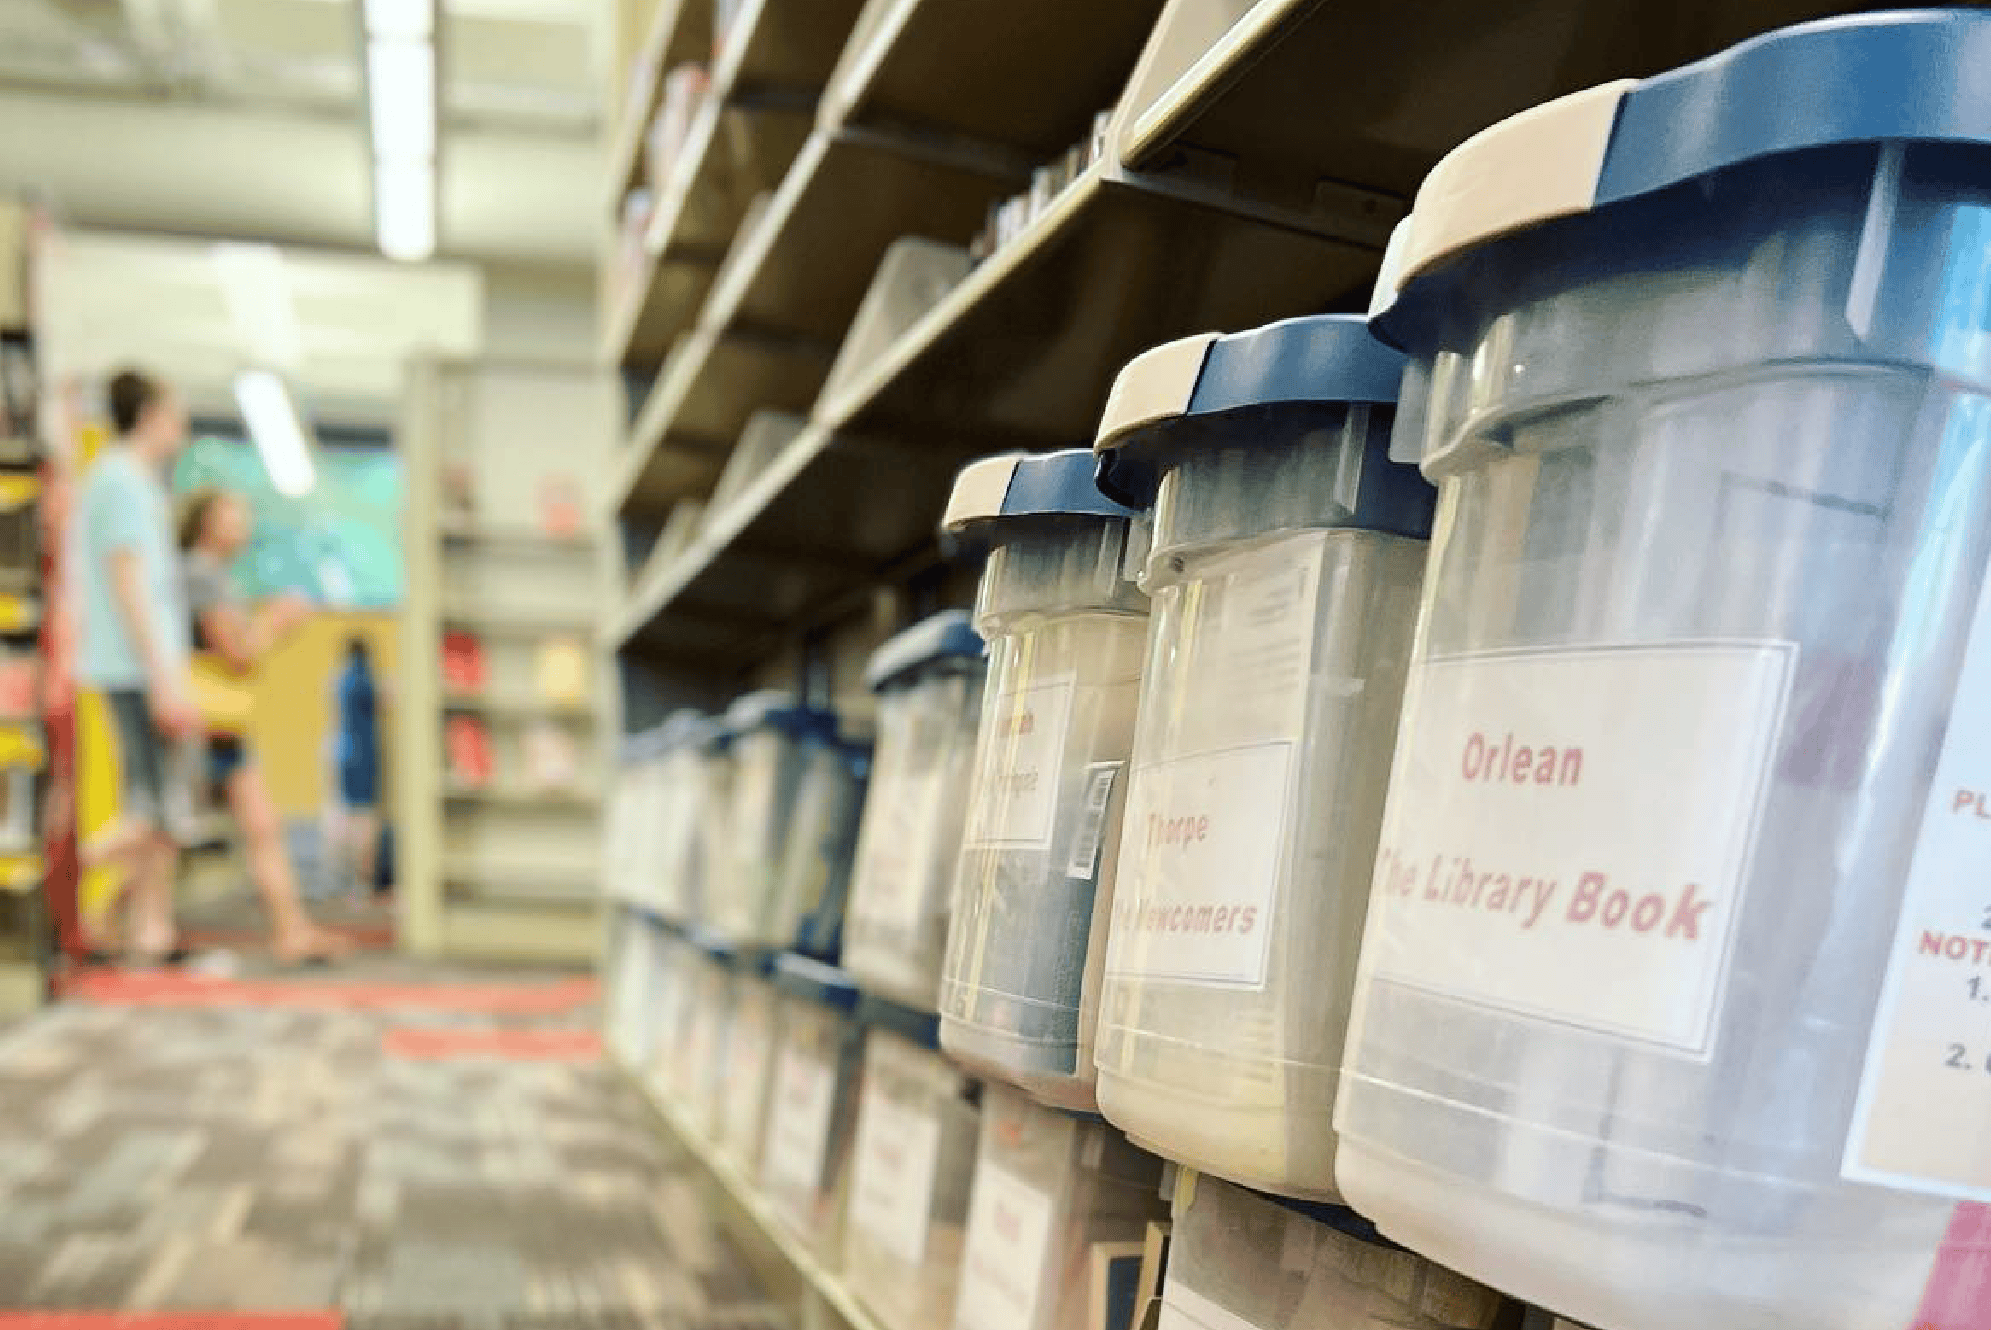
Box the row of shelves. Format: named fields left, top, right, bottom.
left=600, top=0, right=1874, bottom=679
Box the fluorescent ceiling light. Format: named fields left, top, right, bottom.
left=375, top=158, right=436, bottom=263
left=362, top=0, right=433, bottom=40
left=367, top=37, right=435, bottom=161
left=234, top=370, right=317, bottom=498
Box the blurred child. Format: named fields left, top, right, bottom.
left=179, top=486, right=350, bottom=964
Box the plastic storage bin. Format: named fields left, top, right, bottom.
left=605, top=909, right=665, bottom=1065
left=845, top=1015, right=982, bottom=1330
left=638, top=711, right=730, bottom=923
left=844, top=611, right=988, bottom=1010
left=672, top=933, right=735, bottom=1138
left=1159, top=1172, right=1509, bottom=1330
left=772, top=735, right=870, bottom=960
left=938, top=450, right=1146, bottom=1109
left=1089, top=314, right=1430, bottom=1199
left=1337, top=15, right=1991, bottom=1330
left=720, top=967, right=781, bottom=1174
left=714, top=693, right=842, bottom=947
left=759, top=956, right=864, bottom=1254
left=953, top=1087, right=1166, bottom=1330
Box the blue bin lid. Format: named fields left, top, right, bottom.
left=772, top=952, right=861, bottom=1012
left=683, top=924, right=738, bottom=961
left=1092, top=316, right=1423, bottom=531
left=863, top=609, right=986, bottom=693
left=941, top=449, right=1138, bottom=545
left=1372, top=10, right=1991, bottom=344
left=854, top=992, right=942, bottom=1049
left=724, top=690, right=840, bottom=744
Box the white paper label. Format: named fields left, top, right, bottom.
left=849, top=1090, right=942, bottom=1267
left=1210, top=543, right=1323, bottom=738
left=760, top=1045, right=835, bottom=1210
left=1104, top=742, right=1293, bottom=989
left=956, top=1162, right=1055, bottom=1330
left=969, top=674, right=1075, bottom=849
left=1846, top=555, right=1991, bottom=1200
left=1364, top=643, right=1795, bottom=1053
left=1065, top=762, right=1123, bottom=881
left=723, top=996, right=770, bottom=1149
left=1160, top=1284, right=1265, bottom=1330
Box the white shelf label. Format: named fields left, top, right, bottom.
left=1363, top=643, right=1795, bottom=1053
left=760, top=1044, right=835, bottom=1213
left=1160, top=1284, right=1265, bottom=1330
left=968, top=673, right=1075, bottom=849
left=1105, top=742, right=1293, bottom=989
left=1847, top=552, right=1991, bottom=1201
left=723, top=995, right=770, bottom=1148
left=957, top=1162, right=1055, bottom=1330
left=849, top=1090, right=942, bottom=1267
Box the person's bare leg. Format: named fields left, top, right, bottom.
left=347, top=807, right=381, bottom=895
left=125, top=832, right=179, bottom=960
left=227, top=761, right=351, bottom=962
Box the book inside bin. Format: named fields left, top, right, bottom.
left=842, top=611, right=988, bottom=1011
left=939, top=450, right=1147, bottom=1110
left=713, top=693, right=843, bottom=948
left=954, top=1087, right=1166, bottom=1330
left=845, top=1025, right=981, bottom=1330
left=1089, top=314, right=1433, bottom=1200
left=770, top=733, right=870, bottom=961
left=1159, top=1172, right=1510, bottom=1330
left=759, top=957, right=864, bottom=1254
left=1336, top=14, right=1991, bottom=1330
left=719, top=970, right=780, bottom=1175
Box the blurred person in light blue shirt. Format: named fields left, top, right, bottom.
left=67, top=368, right=198, bottom=961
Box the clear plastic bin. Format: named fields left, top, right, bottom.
left=1089, top=314, right=1430, bottom=1199
left=605, top=908, right=665, bottom=1065
left=844, top=611, right=987, bottom=1010
left=772, top=735, right=870, bottom=961
left=644, top=931, right=697, bottom=1095
left=720, top=969, right=781, bottom=1174
left=637, top=712, right=730, bottom=923
left=1159, top=1171, right=1510, bottom=1330
left=604, top=734, right=651, bottom=906
left=672, top=936, right=735, bottom=1139
left=953, top=1087, right=1167, bottom=1330
left=1338, top=15, right=1991, bottom=1330
left=938, top=451, right=1147, bottom=1109
left=760, top=956, right=865, bottom=1255
left=845, top=1019, right=981, bottom=1330
left=713, top=693, right=843, bottom=948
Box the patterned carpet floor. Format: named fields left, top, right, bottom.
left=0, top=964, right=786, bottom=1330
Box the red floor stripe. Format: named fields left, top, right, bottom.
left=0, top=1315, right=342, bottom=1329
left=58, top=970, right=598, bottom=1014
left=178, top=923, right=397, bottom=951
left=382, top=1027, right=601, bottom=1061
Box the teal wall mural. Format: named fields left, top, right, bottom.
left=173, top=437, right=404, bottom=607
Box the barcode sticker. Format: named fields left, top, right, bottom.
left=1065, top=762, right=1122, bottom=880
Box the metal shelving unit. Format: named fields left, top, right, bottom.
left=399, top=358, right=617, bottom=963
left=596, top=2, right=1904, bottom=1325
